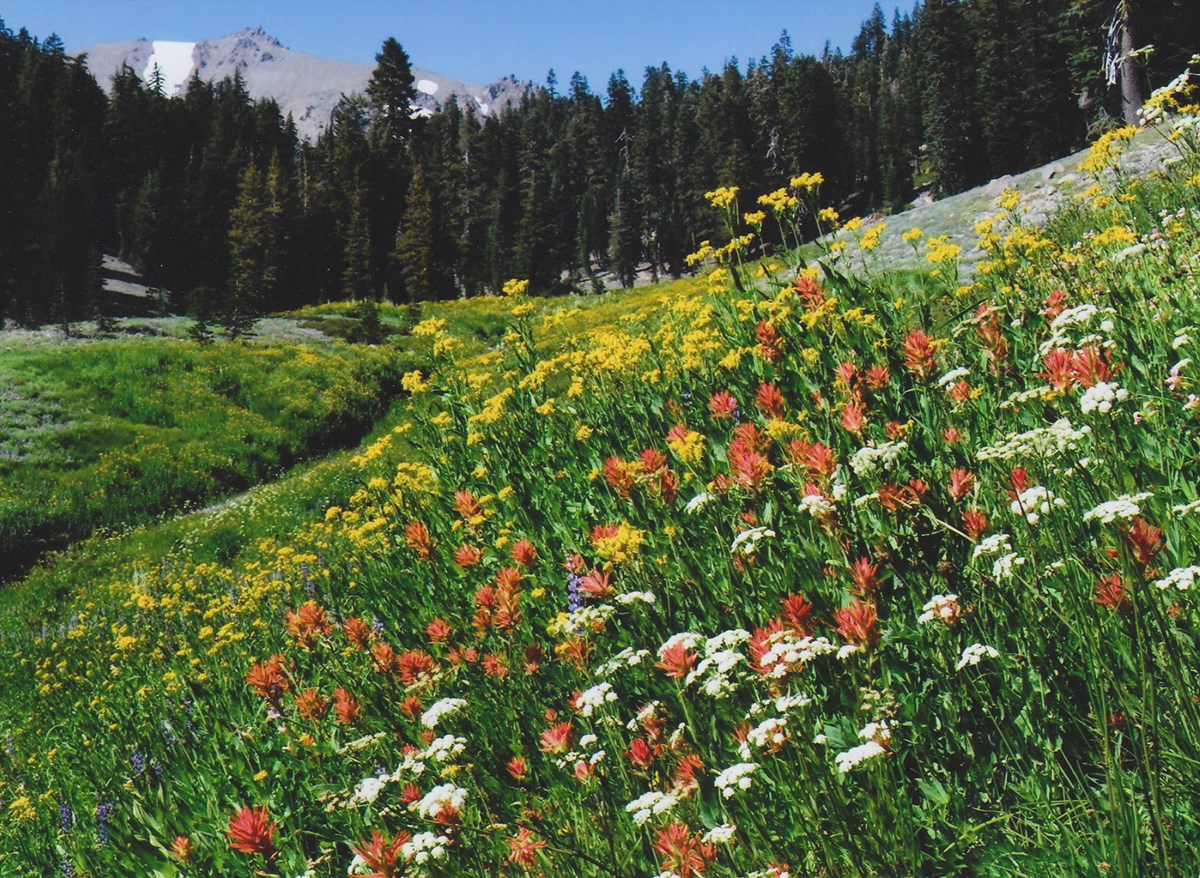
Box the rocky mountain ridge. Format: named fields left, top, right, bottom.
left=77, top=26, right=529, bottom=140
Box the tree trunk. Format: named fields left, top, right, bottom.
left=1120, top=1, right=1146, bottom=126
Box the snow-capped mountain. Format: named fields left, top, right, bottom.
left=76, top=27, right=529, bottom=141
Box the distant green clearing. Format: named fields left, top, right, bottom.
left=0, top=333, right=407, bottom=578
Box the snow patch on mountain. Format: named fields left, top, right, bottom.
left=416, top=78, right=438, bottom=95
left=143, top=41, right=196, bottom=95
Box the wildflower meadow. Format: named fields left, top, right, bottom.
left=2, top=66, right=1200, bottom=878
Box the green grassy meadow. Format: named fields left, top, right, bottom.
left=2, top=91, right=1200, bottom=878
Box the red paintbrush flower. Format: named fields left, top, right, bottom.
left=656, top=642, right=698, bottom=679
left=709, top=391, right=739, bottom=420
left=834, top=599, right=879, bottom=649
left=353, top=829, right=411, bottom=878
left=903, top=329, right=936, bottom=379
left=507, top=828, right=547, bottom=869
left=227, top=806, right=276, bottom=858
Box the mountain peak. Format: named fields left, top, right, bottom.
left=79, top=30, right=531, bottom=140
left=224, top=26, right=284, bottom=49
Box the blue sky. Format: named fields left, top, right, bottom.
left=2, top=1, right=914, bottom=88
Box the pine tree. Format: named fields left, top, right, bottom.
left=367, top=37, right=418, bottom=147
left=393, top=163, right=436, bottom=303
left=342, top=179, right=372, bottom=301
left=919, top=0, right=987, bottom=196
left=225, top=162, right=275, bottom=338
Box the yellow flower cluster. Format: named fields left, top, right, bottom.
left=1079, top=126, right=1137, bottom=176
left=860, top=223, right=886, bottom=252
left=503, top=278, right=530, bottom=298
left=790, top=172, right=824, bottom=191
left=667, top=428, right=705, bottom=465
left=1092, top=225, right=1138, bottom=248
left=704, top=186, right=740, bottom=209
left=592, top=523, right=646, bottom=565
left=925, top=235, right=962, bottom=265
left=758, top=188, right=798, bottom=213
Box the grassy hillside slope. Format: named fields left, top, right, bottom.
left=2, top=90, right=1200, bottom=877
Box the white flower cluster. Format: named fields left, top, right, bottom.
left=992, top=552, right=1026, bottom=580
left=972, top=533, right=1012, bottom=560
left=1040, top=304, right=1117, bottom=354
left=756, top=633, right=838, bottom=678
left=706, top=629, right=751, bottom=652
left=737, top=716, right=789, bottom=760
left=849, top=440, right=907, bottom=478
left=403, top=831, right=451, bottom=865
left=1154, top=566, right=1200, bottom=591
left=1010, top=485, right=1066, bottom=525
left=558, top=604, right=614, bottom=635
left=799, top=492, right=836, bottom=516
left=835, top=740, right=887, bottom=773
left=686, top=649, right=746, bottom=698
left=685, top=491, right=715, bottom=513
left=421, top=697, right=467, bottom=729
left=1001, top=385, right=1052, bottom=408
left=977, top=419, right=1090, bottom=461
left=918, top=594, right=961, bottom=626
left=392, top=733, right=468, bottom=780
left=956, top=643, right=1000, bottom=671
left=731, top=526, right=775, bottom=555
left=348, top=773, right=388, bottom=807
left=625, top=790, right=680, bottom=826
left=576, top=681, right=619, bottom=717
left=415, top=783, right=468, bottom=820
left=1080, top=381, right=1129, bottom=415
left=1084, top=492, right=1153, bottom=524
left=595, top=647, right=651, bottom=677
left=937, top=366, right=970, bottom=388
left=615, top=590, right=656, bottom=606
left=714, top=762, right=758, bottom=798
left=1173, top=498, right=1200, bottom=517
left=748, top=692, right=812, bottom=716
left=702, top=824, right=739, bottom=845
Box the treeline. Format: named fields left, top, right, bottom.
left=0, top=1, right=1196, bottom=328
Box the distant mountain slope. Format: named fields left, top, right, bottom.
left=76, top=27, right=529, bottom=140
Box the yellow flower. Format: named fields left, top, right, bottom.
left=575, top=424, right=594, bottom=441
left=790, top=172, right=824, bottom=191
left=1092, top=225, right=1138, bottom=248
left=413, top=318, right=446, bottom=337
left=925, top=235, right=962, bottom=265
left=592, top=523, right=646, bottom=565
left=843, top=217, right=863, bottom=233
left=860, top=223, right=885, bottom=251
left=503, top=278, right=530, bottom=297
left=667, top=429, right=705, bottom=465
left=902, top=227, right=924, bottom=244
left=704, top=186, right=739, bottom=209
left=511, top=302, right=536, bottom=318
left=757, top=189, right=797, bottom=213
left=996, top=188, right=1021, bottom=211
left=401, top=370, right=428, bottom=393
left=743, top=210, right=767, bottom=225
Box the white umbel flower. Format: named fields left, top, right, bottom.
left=1154, top=566, right=1200, bottom=591
left=421, top=697, right=467, bottom=729
left=714, top=762, right=758, bottom=797
left=956, top=643, right=999, bottom=671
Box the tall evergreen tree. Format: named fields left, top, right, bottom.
left=393, top=163, right=437, bottom=302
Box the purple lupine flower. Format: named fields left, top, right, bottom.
left=566, top=574, right=585, bottom=612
